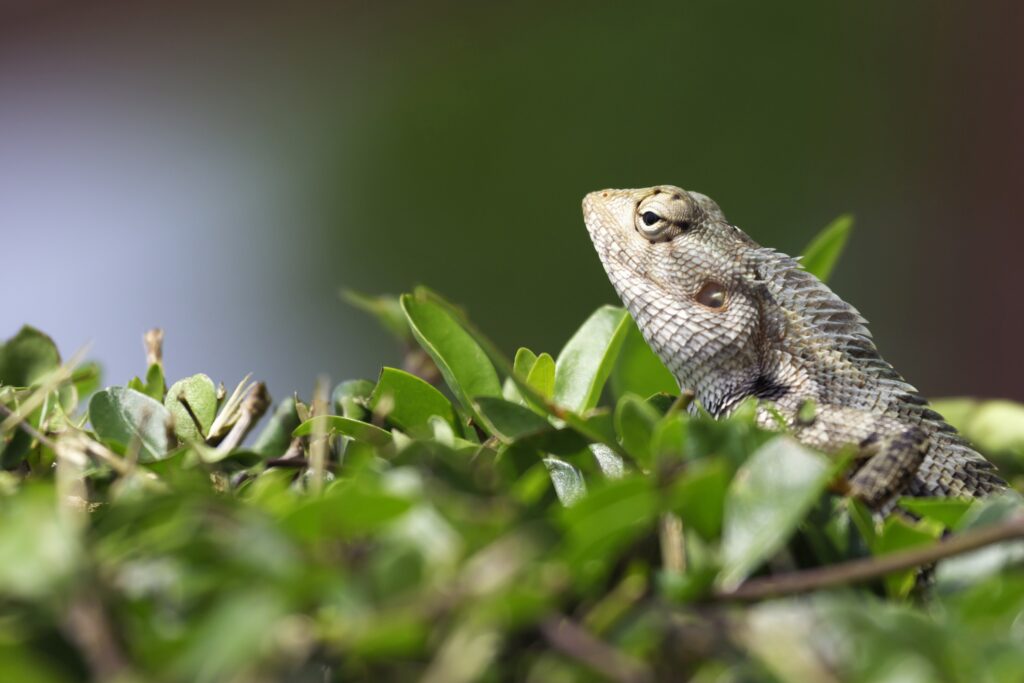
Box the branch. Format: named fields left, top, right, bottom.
left=62, top=592, right=132, bottom=681
left=214, top=382, right=270, bottom=453
left=540, top=616, right=652, bottom=683
left=659, top=513, right=686, bottom=575
left=716, top=514, right=1024, bottom=601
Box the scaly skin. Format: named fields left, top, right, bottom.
left=583, top=185, right=1004, bottom=508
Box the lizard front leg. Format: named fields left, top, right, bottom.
left=773, top=404, right=931, bottom=511
left=845, top=428, right=930, bottom=510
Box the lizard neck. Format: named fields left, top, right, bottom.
left=686, top=362, right=793, bottom=418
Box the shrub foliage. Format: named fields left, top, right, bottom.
left=2, top=222, right=1024, bottom=682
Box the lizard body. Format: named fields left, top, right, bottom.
left=582, top=185, right=1004, bottom=507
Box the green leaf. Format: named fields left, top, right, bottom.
left=559, top=409, right=618, bottom=451
left=333, top=379, right=375, bottom=420
left=526, top=353, right=556, bottom=400
left=475, top=397, right=589, bottom=454
left=283, top=480, right=413, bottom=539
left=718, top=436, right=837, bottom=589
left=143, top=363, right=165, bottom=402
left=504, top=348, right=536, bottom=404
left=252, top=398, right=300, bottom=457
left=0, top=642, right=73, bottom=683
left=0, top=326, right=60, bottom=387
left=927, top=397, right=978, bottom=431
left=545, top=457, right=587, bottom=506
left=0, top=425, right=35, bottom=469
left=0, top=485, right=78, bottom=599
left=404, top=289, right=630, bottom=460
left=668, top=458, right=730, bottom=542
left=614, top=394, right=660, bottom=468
left=507, top=348, right=555, bottom=413
left=400, top=293, right=502, bottom=424
left=873, top=515, right=943, bottom=598
left=559, top=476, right=658, bottom=587
left=512, top=347, right=538, bottom=379
left=589, top=443, right=625, bottom=479
left=89, top=387, right=174, bottom=462
left=936, top=493, right=1024, bottom=589
left=164, top=374, right=217, bottom=443
left=343, top=290, right=411, bottom=342
left=899, top=498, right=974, bottom=529
left=931, top=398, right=1024, bottom=457
left=553, top=306, right=630, bottom=413
left=800, top=213, right=852, bottom=283
left=611, top=319, right=677, bottom=400
left=293, top=415, right=393, bottom=447
left=71, top=361, right=102, bottom=399
left=191, top=443, right=265, bottom=469
left=651, top=411, right=688, bottom=462
left=347, top=616, right=429, bottom=658
left=474, top=396, right=551, bottom=441
left=176, top=592, right=288, bottom=683
left=370, top=367, right=457, bottom=436
left=848, top=498, right=878, bottom=549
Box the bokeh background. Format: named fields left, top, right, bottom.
left=3, top=1, right=1022, bottom=403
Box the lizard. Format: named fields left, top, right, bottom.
left=582, top=184, right=1005, bottom=509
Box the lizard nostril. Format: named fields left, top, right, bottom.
left=601, top=192, right=608, bottom=198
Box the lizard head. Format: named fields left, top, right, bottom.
left=582, top=185, right=771, bottom=413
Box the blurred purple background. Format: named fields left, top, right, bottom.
left=2, top=1, right=1022, bottom=402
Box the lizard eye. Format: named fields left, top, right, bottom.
left=634, top=209, right=672, bottom=238
left=696, top=281, right=728, bottom=310
left=635, top=190, right=696, bottom=240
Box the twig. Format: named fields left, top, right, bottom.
left=308, top=377, right=330, bottom=494
left=214, top=382, right=270, bottom=453
left=0, top=402, right=57, bottom=451
left=143, top=327, right=164, bottom=367
left=659, top=513, right=686, bottom=574
left=207, top=374, right=254, bottom=443
left=265, top=457, right=309, bottom=469
left=68, top=431, right=132, bottom=476
left=62, top=592, right=132, bottom=681
left=540, top=615, right=653, bottom=683
left=0, top=345, right=88, bottom=434
left=716, top=514, right=1024, bottom=601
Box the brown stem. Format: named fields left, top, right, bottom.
left=215, top=382, right=270, bottom=453
left=62, top=592, right=132, bottom=681
left=540, top=616, right=653, bottom=683
left=716, top=514, right=1024, bottom=601
left=659, top=513, right=686, bottom=575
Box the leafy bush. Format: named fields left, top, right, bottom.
left=2, top=220, right=1024, bottom=682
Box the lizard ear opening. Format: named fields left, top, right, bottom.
left=695, top=281, right=728, bottom=310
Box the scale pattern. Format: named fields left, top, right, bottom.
left=583, top=185, right=1004, bottom=502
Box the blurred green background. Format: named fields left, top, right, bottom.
left=2, top=1, right=1021, bottom=401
